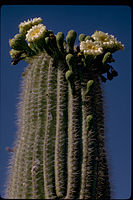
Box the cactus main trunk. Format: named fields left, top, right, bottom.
left=6, top=18, right=124, bottom=199
left=6, top=52, right=110, bottom=199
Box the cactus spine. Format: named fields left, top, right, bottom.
left=6, top=17, right=124, bottom=199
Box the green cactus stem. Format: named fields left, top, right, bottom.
left=7, top=63, right=34, bottom=199
left=102, top=52, right=114, bottom=65
left=55, top=62, right=68, bottom=198
left=9, top=34, right=29, bottom=51
left=44, top=37, right=54, bottom=56
left=66, top=30, right=77, bottom=54
left=85, top=80, right=94, bottom=96
left=43, top=57, right=57, bottom=199
left=86, top=114, right=93, bottom=131
left=78, top=33, right=86, bottom=42
left=30, top=55, right=49, bottom=199
left=65, top=54, right=76, bottom=94
left=80, top=68, right=110, bottom=199
left=6, top=54, right=50, bottom=199
left=56, top=32, right=65, bottom=54
left=22, top=56, right=45, bottom=199
left=93, top=78, right=110, bottom=199
left=6, top=17, right=124, bottom=199
left=65, top=65, right=82, bottom=199
left=65, top=70, right=75, bottom=94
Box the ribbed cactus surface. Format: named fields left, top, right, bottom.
left=6, top=17, right=124, bottom=199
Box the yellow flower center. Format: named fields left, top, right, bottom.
left=99, top=35, right=105, bottom=41
left=86, top=44, right=98, bottom=50
left=91, top=46, right=98, bottom=50
left=30, top=28, right=41, bottom=37
left=103, top=37, right=109, bottom=42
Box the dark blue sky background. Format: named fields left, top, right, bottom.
left=0, top=5, right=131, bottom=199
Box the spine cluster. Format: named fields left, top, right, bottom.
left=6, top=17, right=124, bottom=199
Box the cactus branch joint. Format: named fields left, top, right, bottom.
left=6, top=17, right=124, bottom=199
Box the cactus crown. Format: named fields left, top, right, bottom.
left=9, top=17, right=124, bottom=82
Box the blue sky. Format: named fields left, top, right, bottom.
left=0, top=5, right=131, bottom=199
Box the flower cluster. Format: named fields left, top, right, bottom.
left=9, top=17, right=124, bottom=68
left=32, top=17, right=43, bottom=25
left=91, top=31, right=124, bottom=51
left=80, top=31, right=124, bottom=56
left=19, top=17, right=43, bottom=34
left=80, top=40, right=103, bottom=56
left=9, top=17, right=48, bottom=63
left=26, top=24, right=47, bottom=43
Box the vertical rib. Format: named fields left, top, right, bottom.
left=80, top=68, right=98, bottom=199
left=43, top=57, right=57, bottom=199
left=55, top=63, right=68, bottom=198
left=80, top=66, right=110, bottom=199
left=6, top=56, right=39, bottom=199
left=21, top=54, right=43, bottom=199
left=31, top=54, right=49, bottom=199
left=65, top=67, right=82, bottom=199
left=94, top=81, right=110, bottom=199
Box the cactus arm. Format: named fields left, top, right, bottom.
left=65, top=70, right=75, bottom=94
left=85, top=80, right=94, bottom=96
left=102, top=52, right=114, bottom=65
left=86, top=114, right=93, bottom=130
left=49, top=33, right=59, bottom=53
left=66, top=30, right=77, bottom=54
left=56, top=32, right=65, bottom=54
left=9, top=34, right=30, bottom=52
left=65, top=54, right=76, bottom=94
left=44, top=37, right=54, bottom=56
left=78, top=33, right=86, bottom=42
left=43, top=58, right=57, bottom=199
left=54, top=62, right=68, bottom=198
left=65, top=66, right=82, bottom=199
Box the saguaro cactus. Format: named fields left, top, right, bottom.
left=6, top=17, right=124, bottom=199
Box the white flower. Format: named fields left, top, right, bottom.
left=19, top=19, right=33, bottom=34
left=19, top=17, right=43, bottom=34
left=91, top=31, right=124, bottom=51
left=19, top=19, right=32, bottom=28
left=91, top=31, right=113, bottom=42
left=80, top=40, right=103, bottom=55
left=26, top=24, right=46, bottom=42
left=32, top=17, right=43, bottom=25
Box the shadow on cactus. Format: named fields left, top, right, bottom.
left=6, top=17, right=124, bottom=199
